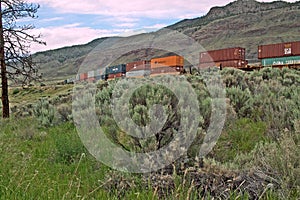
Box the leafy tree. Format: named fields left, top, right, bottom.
left=0, top=0, right=45, bottom=118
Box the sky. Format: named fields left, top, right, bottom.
left=22, top=0, right=298, bottom=53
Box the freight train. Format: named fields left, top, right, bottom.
left=65, top=41, right=300, bottom=84
left=68, top=55, right=185, bottom=83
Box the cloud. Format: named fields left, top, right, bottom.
left=114, top=23, right=137, bottom=28
left=28, top=0, right=298, bottom=23
left=27, top=0, right=230, bottom=19
left=42, top=17, right=63, bottom=22
left=114, top=17, right=140, bottom=23
left=28, top=0, right=299, bottom=19
left=29, top=24, right=121, bottom=52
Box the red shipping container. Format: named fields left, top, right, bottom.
left=199, top=60, right=248, bottom=69
left=258, top=41, right=300, bottom=59
left=80, top=73, right=88, bottom=81
left=107, top=73, right=125, bottom=80
left=126, top=60, right=150, bottom=72
left=200, top=47, right=245, bottom=63
left=292, top=41, right=300, bottom=55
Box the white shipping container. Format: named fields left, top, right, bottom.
left=95, top=69, right=103, bottom=76
left=75, top=74, right=80, bottom=81
left=126, top=70, right=151, bottom=77
left=67, top=78, right=75, bottom=84
left=88, top=70, right=95, bottom=78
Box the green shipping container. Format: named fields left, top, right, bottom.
left=262, top=56, right=300, bottom=66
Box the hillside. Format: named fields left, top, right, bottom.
left=33, top=0, right=300, bottom=80
left=168, top=0, right=300, bottom=61
left=33, top=37, right=111, bottom=80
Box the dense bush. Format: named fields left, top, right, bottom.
left=222, top=67, right=300, bottom=139
left=33, top=98, right=55, bottom=127
left=93, top=76, right=207, bottom=159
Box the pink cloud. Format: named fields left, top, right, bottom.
left=28, top=0, right=298, bottom=19
left=29, top=24, right=121, bottom=52
left=27, top=0, right=230, bottom=18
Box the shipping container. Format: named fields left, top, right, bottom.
left=199, top=60, right=248, bottom=68
left=151, top=55, right=184, bottom=69
left=261, top=56, right=300, bottom=67
left=75, top=74, right=80, bottom=81
left=107, top=72, right=125, bottom=80
left=200, top=47, right=245, bottom=63
left=80, top=73, right=88, bottom=81
left=151, top=66, right=183, bottom=74
left=95, top=74, right=107, bottom=81
left=88, top=70, right=95, bottom=78
left=87, top=77, right=96, bottom=83
left=292, top=41, right=300, bottom=55
left=106, top=64, right=126, bottom=74
left=126, top=60, right=150, bottom=72
left=258, top=41, right=300, bottom=59
left=150, top=72, right=181, bottom=77
left=66, top=78, right=75, bottom=84
left=95, top=69, right=105, bottom=76
left=126, top=70, right=151, bottom=78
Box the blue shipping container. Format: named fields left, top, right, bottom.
left=106, top=64, right=126, bottom=74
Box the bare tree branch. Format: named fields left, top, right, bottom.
left=0, top=0, right=46, bottom=118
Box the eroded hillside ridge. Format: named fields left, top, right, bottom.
left=169, top=0, right=299, bottom=30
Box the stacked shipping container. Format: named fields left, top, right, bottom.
left=105, top=64, right=126, bottom=80
left=126, top=60, right=150, bottom=71
left=199, top=47, right=247, bottom=69
left=150, top=55, right=184, bottom=75
left=106, top=64, right=126, bottom=75
left=77, top=68, right=107, bottom=83
left=70, top=41, right=300, bottom=84
left=87, top=70, right=95, bottom=82
left=107, top=73, right=125, bottom=80
left=79, top=73, right=88, bottom=81
left=258, top=41, right=300, bottom=67
left=258, top=41, right=300, bottom=59
left=126, top=60, right=151, bottom=78
left=261, top=56, right=300, bottom=67
left=199, top=60, right=248, bottom=68
left=200, top=47, right=245, bottom=62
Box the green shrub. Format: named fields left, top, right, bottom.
left=57, top=103, right=72, bottom=122
left=33, top=98, right=55, bottom=127
left=226, top=86, right=253, bottom=118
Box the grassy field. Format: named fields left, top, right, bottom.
left=1, top=68, right=299, bottom=199
left=9, top=83, right=73, bottom=106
